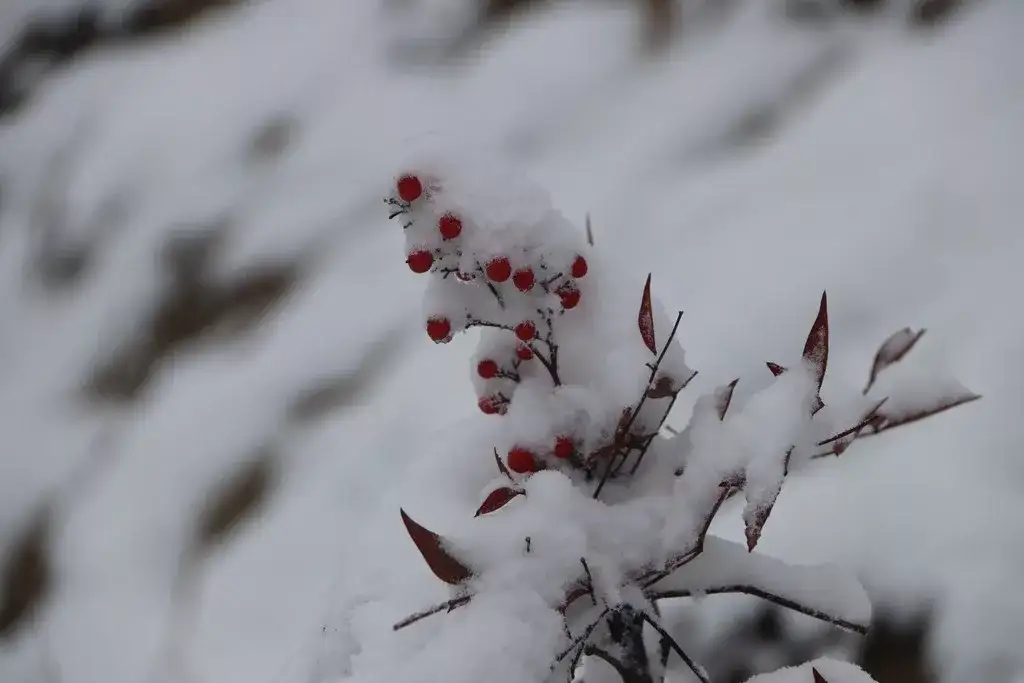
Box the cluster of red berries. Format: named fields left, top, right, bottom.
left=505, top=436, right=577, bottom=474
left=396, top=173, right=590, bottom=347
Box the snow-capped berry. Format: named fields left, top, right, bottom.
left=426, top=316, right=451, bottom=342
left=507, top=447, right=539, bottom=474
left=486, top=256, right=512, bottom=282
left=559, top=285, right=581, bottom=310
left=516, top=344, right=533, bottom=360
left=397, top=175, right=422, bottom=202
left=512, top=267, right=535, bottom=292
left=478, top=396, right=499, bottom=415
left=406, top=250, right=433, bottom=274
left=438, top=214, right=462, bottom=240
left=514, top=320, right=536, bottom=341
left=571, top=254, right=588, bottom=279
left=477, top=359, right=499, bottom=379
left=553, top=436, right=575, bottom=459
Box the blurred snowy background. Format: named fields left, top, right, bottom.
left=0, top=0, right=1020, bottom=682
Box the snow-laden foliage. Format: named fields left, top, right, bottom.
left=378, top=158, right=978, bottom=683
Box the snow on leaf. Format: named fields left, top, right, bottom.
left=802, top=291, right=829, bottom=394
left=647, top=536, right=872, bottom=633
left=399, top=508, right=473, bottom=585
left=870, top=386, right=981, bottom=434
left=743, top=481, right=781, bottom=552
left=638, top=273, right=656, bottom=355
left=864, top=327, right=926, bottom=394
left=742, top=659, right=878, bottom=683
left=474, top=487, right=525, bottom=517
left=766, top=361, right=787, bottom=377
left=714, top=379, right=740, bottom=421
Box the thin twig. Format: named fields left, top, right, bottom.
left=639, top=612, right=710, bottom=683
left=593, top=312, right=685, bottom=499
left=647, top=585, right=867, bottom=634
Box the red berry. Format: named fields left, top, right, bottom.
left=406, top=250, right=433, bottom=274
left=554, top=436, right=575, bottom=459
left=516, top=344, right=533, bottom=360
left=486, top=256, right=512, bottom=282
left=426, top=316, right=451, bottom=342
left=571, top=254, right=588, bottom=279
left=514, top=320, right=536, bottom=341
left=477, top=359, right=499, bottom=379
left=438, top=214, right=462, bottom=240
left=559, top=285, right=581, bottom=310
left=478, top=396, right=499, bottom=415
left=397, top=175, right=422, bottom=202
left=507, top=447, right=539, bottom=474
left=512, top=267, right=535, bottom=292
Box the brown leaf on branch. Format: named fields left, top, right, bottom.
left=400, top=509, right=473, bottom=585
left=803, top=291, right=829, bottom=394
left=638, top=273, right=657, bottom=355
left=494, top=448, right=513, bottom=481
left=812, top=667, right=829, bottom=683
left=474, top=487, right=525, bottom=517
left=864, top=327, right=927, bottom=394
left=714, top=379, right=739, bottom=420
left=766, top=361, right=787, bottom=377
left=743, top=482, right=781, bottom=552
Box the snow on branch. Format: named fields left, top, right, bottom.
left=647, top=536, right=871, bottom=634
left=375, top=159, right=975, bottom=683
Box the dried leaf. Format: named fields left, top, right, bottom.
left=474, top=487, right=525, bottom=517
left=766, top=361, right=787, bottom=377
left=400, top=509, right=473, bottom=585
left=803, top=291, right=829, bottom=393
left=812, top=667, right=829, bottom=683
left=743, top=485, right=781, bottom=552
left=638, top=274, right=657, bottom=355
left=864, top=327, right=927, bottom=394
left=494, top=448, right=513, bottom=481
left=714, top=379, right=739, bottom=421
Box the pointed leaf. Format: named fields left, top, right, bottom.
left=714, top=379, right=739, bottom=421
left=400, top=509, right=473, bottom=585
left=743, top=481, right=782, bottom=552
left=812, top=668, right=829, bottom=683
left=766, top=361, right=787, bottom=377
left=494, top=448, right=513, bottom=481
left=638, top=274, right=657, bottom=355
left=864, top=327, right=927, bottom=394
left=803, top=291, right=829, bottom=393
left=474, top=487, right=525, bottom=517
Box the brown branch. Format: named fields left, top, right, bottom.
left=647, top=584, right=867, bottom=634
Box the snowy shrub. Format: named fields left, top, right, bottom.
left=381, top=160, right=978, bottom=683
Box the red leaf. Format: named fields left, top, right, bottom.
left=803, top=291, right=829, bottom=393
left=864, top=327, right=927, bottom=394
left=400, top=509, right=473, bottom=585
left=494, top=448, right=513, bottom=481
left=812, top=668, right=829, bottom=683
left=638, top=273, right=657, bottom=355
left=766, top=361, right=787, bottom=377
left=714, top=379, right=739, bottom=421
left=474, top=487, right=525, bottom=517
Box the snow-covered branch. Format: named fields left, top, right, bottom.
left=379, top=159, right=977, bottom=683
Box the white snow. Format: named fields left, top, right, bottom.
left=0, top=0, right=1020, bottom=682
